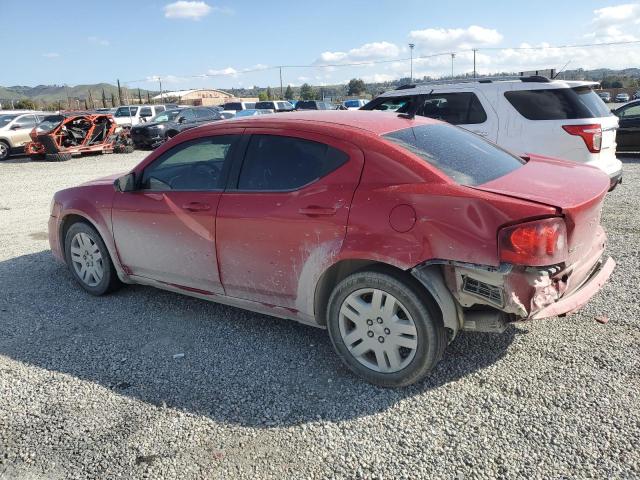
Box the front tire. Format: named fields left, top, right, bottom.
left=0, top=141, right=10, bottom=161
left=45, top=152, right=72, bottom=162
left=327, top=270, right=446, bottom=387
left=64, top=222, right=122, bottom=295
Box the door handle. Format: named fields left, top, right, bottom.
left=182, top=202, right=211, bottom=212
left=298, top=206, right=337, bottom=216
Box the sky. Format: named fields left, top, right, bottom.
left=1, top=0, right=639, bottom=91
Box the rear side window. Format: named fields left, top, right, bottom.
left=238, top=135, right=349, bottom=190
left=366, top=96, right=413, bottom=113
left=505, top=87, right=612, bottom=120
left=384, top=124, right=524, bottom=186
left=419, top=92, right=487, bottom=125
left=255, top=102, right=275, bottom=110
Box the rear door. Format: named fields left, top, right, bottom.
left=419, top=90, right=498, bottom=141
left=11, top=114, right=37, bottom=147
left=215, top=130, right=364, bottom=309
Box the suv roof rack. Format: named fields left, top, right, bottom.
left=394, top=75, right=552, bottom=90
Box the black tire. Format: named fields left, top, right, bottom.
left=30, top=154, right=46, bottom=161
left=122, top=145, right=134, bottom=154
left=0, top=141, right=10, bottom=161
left=327, top=269, right=446, bottom=387
left=45, top=152, right=72, bottom=162
left=64, top=222, right=122, bottom=296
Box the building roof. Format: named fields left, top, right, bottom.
left=152, top=88, right=232, bottom=100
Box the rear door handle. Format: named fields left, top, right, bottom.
left=298, top=206, right=337, bottom=217
left=182, top=202, right=211, bottom=212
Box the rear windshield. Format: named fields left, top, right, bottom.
left=255, top=102, right=275, bottom=109
left=383, top=124, right=525, bottom=186
left=115, top=106, right=138, bottom=117
left=296, top=101, right=317, bottom=109
left=223, top=102, right=243, bottom=111
left=504, top=87, right=612, bottom=120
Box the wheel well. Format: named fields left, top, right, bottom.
left=59, top=214, right=94, bottom=259
left=313, top=259, right=433, bottom=326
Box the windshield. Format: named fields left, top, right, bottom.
left=149, top=109, right=181, bottom=123
left=36, top=115, right=64, bottom=133
left=114, top=106, right=138, bottom=117
left=384, top=124, right=524, bottom=186
left=344, top=100, right=361, bottom=108
left=235, top=110, right=258, bottom=117
left=0, top=115, right=18, bottom=127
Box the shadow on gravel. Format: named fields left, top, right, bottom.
left=0, top=251, right=517, bottom=427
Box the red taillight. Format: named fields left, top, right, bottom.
left=498, top=218, right=567, bottom=266
left=562, top=124, right=602, bottom=153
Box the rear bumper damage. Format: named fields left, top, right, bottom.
left=413, top=248, right=615, bottom=336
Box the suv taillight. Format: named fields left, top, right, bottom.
left=498, top=218, right=568, bottom=266
left=562, top=124, right=602, bottom=153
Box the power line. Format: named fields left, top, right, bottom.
left=121, top=39, right=640, bottom=84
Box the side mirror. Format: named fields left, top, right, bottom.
left=178, top=117, right=186, bottom=124
left=113, top=173, right=136, bottom=192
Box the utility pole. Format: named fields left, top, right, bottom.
left=409, top=43, right=415, bottom=82
left=279, top=66, right=284, bottom=100
left=158, top=77, right=163, bottom=104
left=473, top=49, right=477, bottom=78
left=451, top=53, right=456, bottom=78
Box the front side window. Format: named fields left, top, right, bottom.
left=619, top=104, right=640, bottom=118
left=238, top=135, right=349, bottom=191
left=177, top=109, right=196, bottom=122
left=384, top=124, right=524, bottom=186
left=505, top=87, right=612, bottom=120
left=195, top=108, right=219, bottom=120
left=141, top=136, right=237, bottom=191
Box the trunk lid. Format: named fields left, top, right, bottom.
left=474, top=155, right=610, bottom=265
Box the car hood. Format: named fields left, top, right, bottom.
left=80, top=173, right=123, bottom=187
left=472, top=154, right=609, bottom=211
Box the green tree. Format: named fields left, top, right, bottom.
left=299, top=83, right=315, bottom=100
left=101, top=88, right=107, bottom=108
left=110, top=92, right=117, bottom=107
left=266, top=86, right=273, bottom=100
left=137, top=89, right=143, bottom=104
left=347, top=78, right=366, bottom=96
left=258, top=90, right=269, bottom=101
left=14, top=99, right=36, bottom=110
left=284, top=85, right=294, bottom=100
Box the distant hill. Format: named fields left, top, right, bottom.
left=0, top=83, right=156, bottom=108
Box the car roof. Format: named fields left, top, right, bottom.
left=203, top=110, right=439, bottom=136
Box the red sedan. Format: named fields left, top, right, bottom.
left=48, top=111, right=615, bottom=387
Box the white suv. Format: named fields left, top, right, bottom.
left=0, top=111, right=47, bottom=160
left=113, top=105, right=166, bottom=127
left=362, top=76, right=623, bottom=189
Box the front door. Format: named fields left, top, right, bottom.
left=111, top=134, right=239, bottom=293
left=216, top=130, right=364, bottom=309
left=616, top=103, right=640, bottom=151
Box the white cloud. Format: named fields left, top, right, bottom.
left=588, top=3, right=640, bottom=42
left=409, top=25, right=503, bottom=50
left=315, top=41, right=400, bottom=65
left=206, top=67, right=238, bottom=76
left=88, top=36, right=110, bottom=46
left=42, top=52, right=60, bottom=58
left=164, top=1, right=212, bottom=20
left=361, top=73, right=397, bottom=83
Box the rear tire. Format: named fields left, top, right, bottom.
left=64, top=222, right=122, bottom=296
left=45, top=152, right=72, bottom=162
left=327, top=269, right=446, bottom=387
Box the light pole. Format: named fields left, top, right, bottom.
left=451, top=53, right=456, bottom=78
left=409, top=43, right=415, bottom=82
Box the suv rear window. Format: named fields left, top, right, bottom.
left=295, top=101, right=318, bottom=110
left=505, top=87, right=612, bottom=120
left=384, top=124, right=524, bottom=186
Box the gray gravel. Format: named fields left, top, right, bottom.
left=0, top=152, right=639, bottom=479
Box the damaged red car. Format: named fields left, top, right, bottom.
left=47, top=111, right=615, bottom=386
left=26, top=112, right=133, bottom=161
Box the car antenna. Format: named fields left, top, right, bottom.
left=552, top=61, right=571, bottom=79
left=398, top=91, right=431, bottom=119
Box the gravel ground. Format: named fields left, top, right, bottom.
left=0, top=151, right=639, bottom=479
